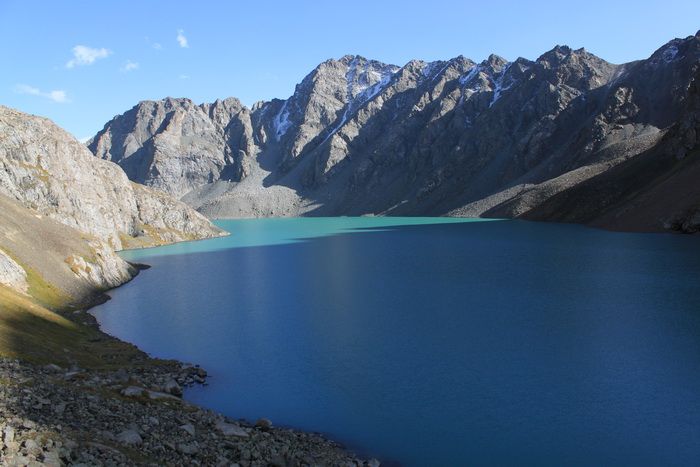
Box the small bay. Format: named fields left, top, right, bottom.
left=91, top=218, right=700, bottom=466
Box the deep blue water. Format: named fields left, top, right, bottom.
left=91, top=218, right=700, bottom=466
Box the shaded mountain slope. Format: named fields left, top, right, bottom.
left=520, top=63, right=700, bottom=232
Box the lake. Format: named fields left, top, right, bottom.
left=90, top=217, right=700, bottom=466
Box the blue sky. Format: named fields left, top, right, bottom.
left=1, top=0, right=698, bottom=139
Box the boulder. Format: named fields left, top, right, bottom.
left=116, top=429, right=142, bottom=446
left=179, top=424, right=195, bottom=436
left=163, top=379, right=183, bottom=397
left=120, top=386, right=145, bottom=397
left=255, top=418, right=272, bottom=430
left=215, top=421, right=249, bottom=438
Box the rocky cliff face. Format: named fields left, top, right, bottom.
left=1, top=106, right=223, bottom=250
left=89, top=31, right=700, bottom=232
left=0, top=247, right=29, bottom=294
left=0, top=106, right=224, bottom=303
left=0, top=194, right=135, bottom=305
left=89, top=97, right=256, bottom=199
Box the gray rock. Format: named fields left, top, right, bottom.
left=255, top=418, right=272, bottom=430
left=53, top=402, right=67, bottom=415
left=215, top=421, right=249, bottom=438
left=179, top=423, right=195, bottom=436
left=20, top=419, right=35, bottom=429
left=177, top=442, right=199, bottom=455
left=63, top=371, right=82, bottom=381
left=146, top=390, right=180, bottom=401
left=40, top=451, right=61, bottom=467
left=4, top=425, right=15, bottom=443
left=4, top=454, right=30, bottom=466
left=0, top=250, right=28, bottom=293
left=113, top=368, right=129, bottom=383
left=120, top=386, right=145, bottom=397
left=163, top=379, right=183, bottom=397
left=22, top=439, right=41, bottom=456
left=116, top=429, right=142, bottom=446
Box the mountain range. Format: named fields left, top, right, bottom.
left=89, top=31, right=700, bottom=232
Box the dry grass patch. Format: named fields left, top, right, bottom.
left=0, top=285, right=150, bottom=369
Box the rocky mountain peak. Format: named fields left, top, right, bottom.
left=201, top=97, right=247, bottom=126
left=445, top=56, right=478, bottom=75
left=536, top=44, right=574, bottom=65
left=159, top=97, right=196, bottom=111
left=485, top=54, right=509, bottom=69
left=267, top=55, right=400, bottom=162
left=646, top=32, right=700, bottom=68
left=251, top=100, right=269, bottom=112
left=344, top=55, right=399, bottom=99
left=534, top=44, right=617, bottom=91
left=338, top=54, right=364, bottom=65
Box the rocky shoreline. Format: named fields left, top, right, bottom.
left=0, top=274, right=376, bottom=466
left=0, top=351, right=375, bottom=466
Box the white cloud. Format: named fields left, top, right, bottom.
left=78, top=137, right=90, bottom=144
left=120, top=60, right=139, bottom=72
left=66, top=45, right=111, bottom=68
left=176, top=29, right=188, bottom=48
left=145, top=36, right=162, bottom=50
left=179, top=74, right=190, bottom=80
left=15, top=84, right=69, bottom=103
left=47, top=90, right=68, bottom=103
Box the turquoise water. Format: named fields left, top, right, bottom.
left=119, top=217, right=492, bottom=261
left=92, top=218, right=700, bottom=466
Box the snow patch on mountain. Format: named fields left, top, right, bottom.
left=422, top=61, right=451, bottom=81
left=458, top=64, right=484, bottom=103
left=459, top=64, right=481, bottom=86
left=490, top=62, right=514, bottom=107
left=317, top=58, right=398, bottom=145
left=273, top=100, right=292, bottom=141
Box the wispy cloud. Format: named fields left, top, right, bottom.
left=145, top=36, right=162, bottom=50
left=66, top=45, right=112, bottom=68
left=176, top=29, right=189, bottom=48
left=120, top=60, right=139, bottom=72
left=179, top=74, right=190, bottom=80
left=15, top=84, right=69, bottom=103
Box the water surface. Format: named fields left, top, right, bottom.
left=92, top=218, right=700, bottom=466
